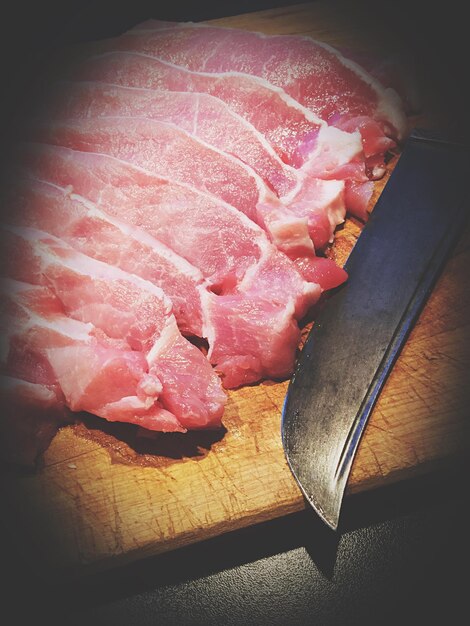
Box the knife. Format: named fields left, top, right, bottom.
left=281, top=128, right=469, bottom=530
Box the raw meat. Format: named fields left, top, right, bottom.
left=109, top=21, right=407, bottom=163
left=33, top=115, right=348, bottom=255
left=204, top=288, right=298, bottom=389
left=0, top=229, right=227, bottom=429
left=1, top=19, right=399, bottom=459
left=2, top=174, right=326, bottom=386
left=45, top=82, right=302, bottom=197
left=69, top=52, right=366, bottom=179
left=335, top=46, right=422, bottom=115
left=37, top=117, right=283, bottom=224
left=6, top=155, right=334, bottom=386
left=18, top=143, right=277, bottom=290
left=2, top=176, right=208, bottom=336
left=17, top=143, right=336, bottom=303
left=1, top=279, right=164, bottom=427
left=69, top=50, right=373, bottom=218
left=40, top=82, right=349, bottom=249
left=15, top=144, right=342, bottom=387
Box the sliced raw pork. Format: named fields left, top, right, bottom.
left=0, top=229, right=226, bottom=429
left=69, top=51, right=372, bottom=219
left=17, top=143, right=336, bottom=305
left=109, top=22, right=407, bottom=165
left=2, top=175, right=330, bottom=388
left=33, top=115, right=348, bottom=255
left=1, top=279, right=167, bottom=428
left=17, top=143, right=276, bottom=291
left=15, top=144, right=344, bottom=387
left=42, top=82, right=301, bottom=198
left=69, top=53, right=366, bottom=179
left=38, top=82, right=348, bottom=249
left=2, top=176, right=207, bottom=336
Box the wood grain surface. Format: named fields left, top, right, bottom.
left=1, top=1, right=468, bottom=576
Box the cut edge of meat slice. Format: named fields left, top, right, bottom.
left=335, top=46, right=423, bottom=116
left=1, top=231, right=227, bottom=431
left=202, top=290, right=301, bottom=389
left=311, top=37, right=407, bottom=141
left=200, top=246, right=326, bottom=388
left=283, top=177, right=347, bottom=251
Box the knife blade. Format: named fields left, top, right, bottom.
left=281, top=128, right=469, bottom=530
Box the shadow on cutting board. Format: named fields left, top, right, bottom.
left=72, top=413, right=228, bottom=465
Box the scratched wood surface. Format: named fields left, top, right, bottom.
left=1, top=2, right=469, bottom=576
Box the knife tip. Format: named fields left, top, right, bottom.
left=305, top=495, right=341, bottom=532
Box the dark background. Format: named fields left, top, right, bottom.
left=1, top=1, right=469, bottom=624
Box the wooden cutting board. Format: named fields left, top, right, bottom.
left=1, top=2, right=469, bottom=576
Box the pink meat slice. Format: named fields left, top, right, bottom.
left=37, top=117, right=281, bottom=224
left=114, top=22, right=407, bottom=162
left=41, top=82, right=349, bottom=251
left=18, top=143, right=268, bottom=292
left=34, top=115, right=348, bottom=256
left=69, top=50, right=372, bottom=219
left=0, top=229, right=226, bottom=429
left=4, top=226, right=173, bottom=352
left=18, top=143, right=336, bottom=303
left=0, top=375, right=72, bottom=466
left=43, top=82, right=300, bottom=198
left=6, top=173, right=332, bottom=318
left=203, top=293, right=298, bottom=389
left=15, top=144, right=343, bottom=387
left=70, top=52, right=364, bottom=177
left=0, top=278, right=177, bottom=430
left=204, top=246, right=337, bottom=387
left=2, top=221, right=308, bottom=391
left=3, top=176, right=207, bottom=336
